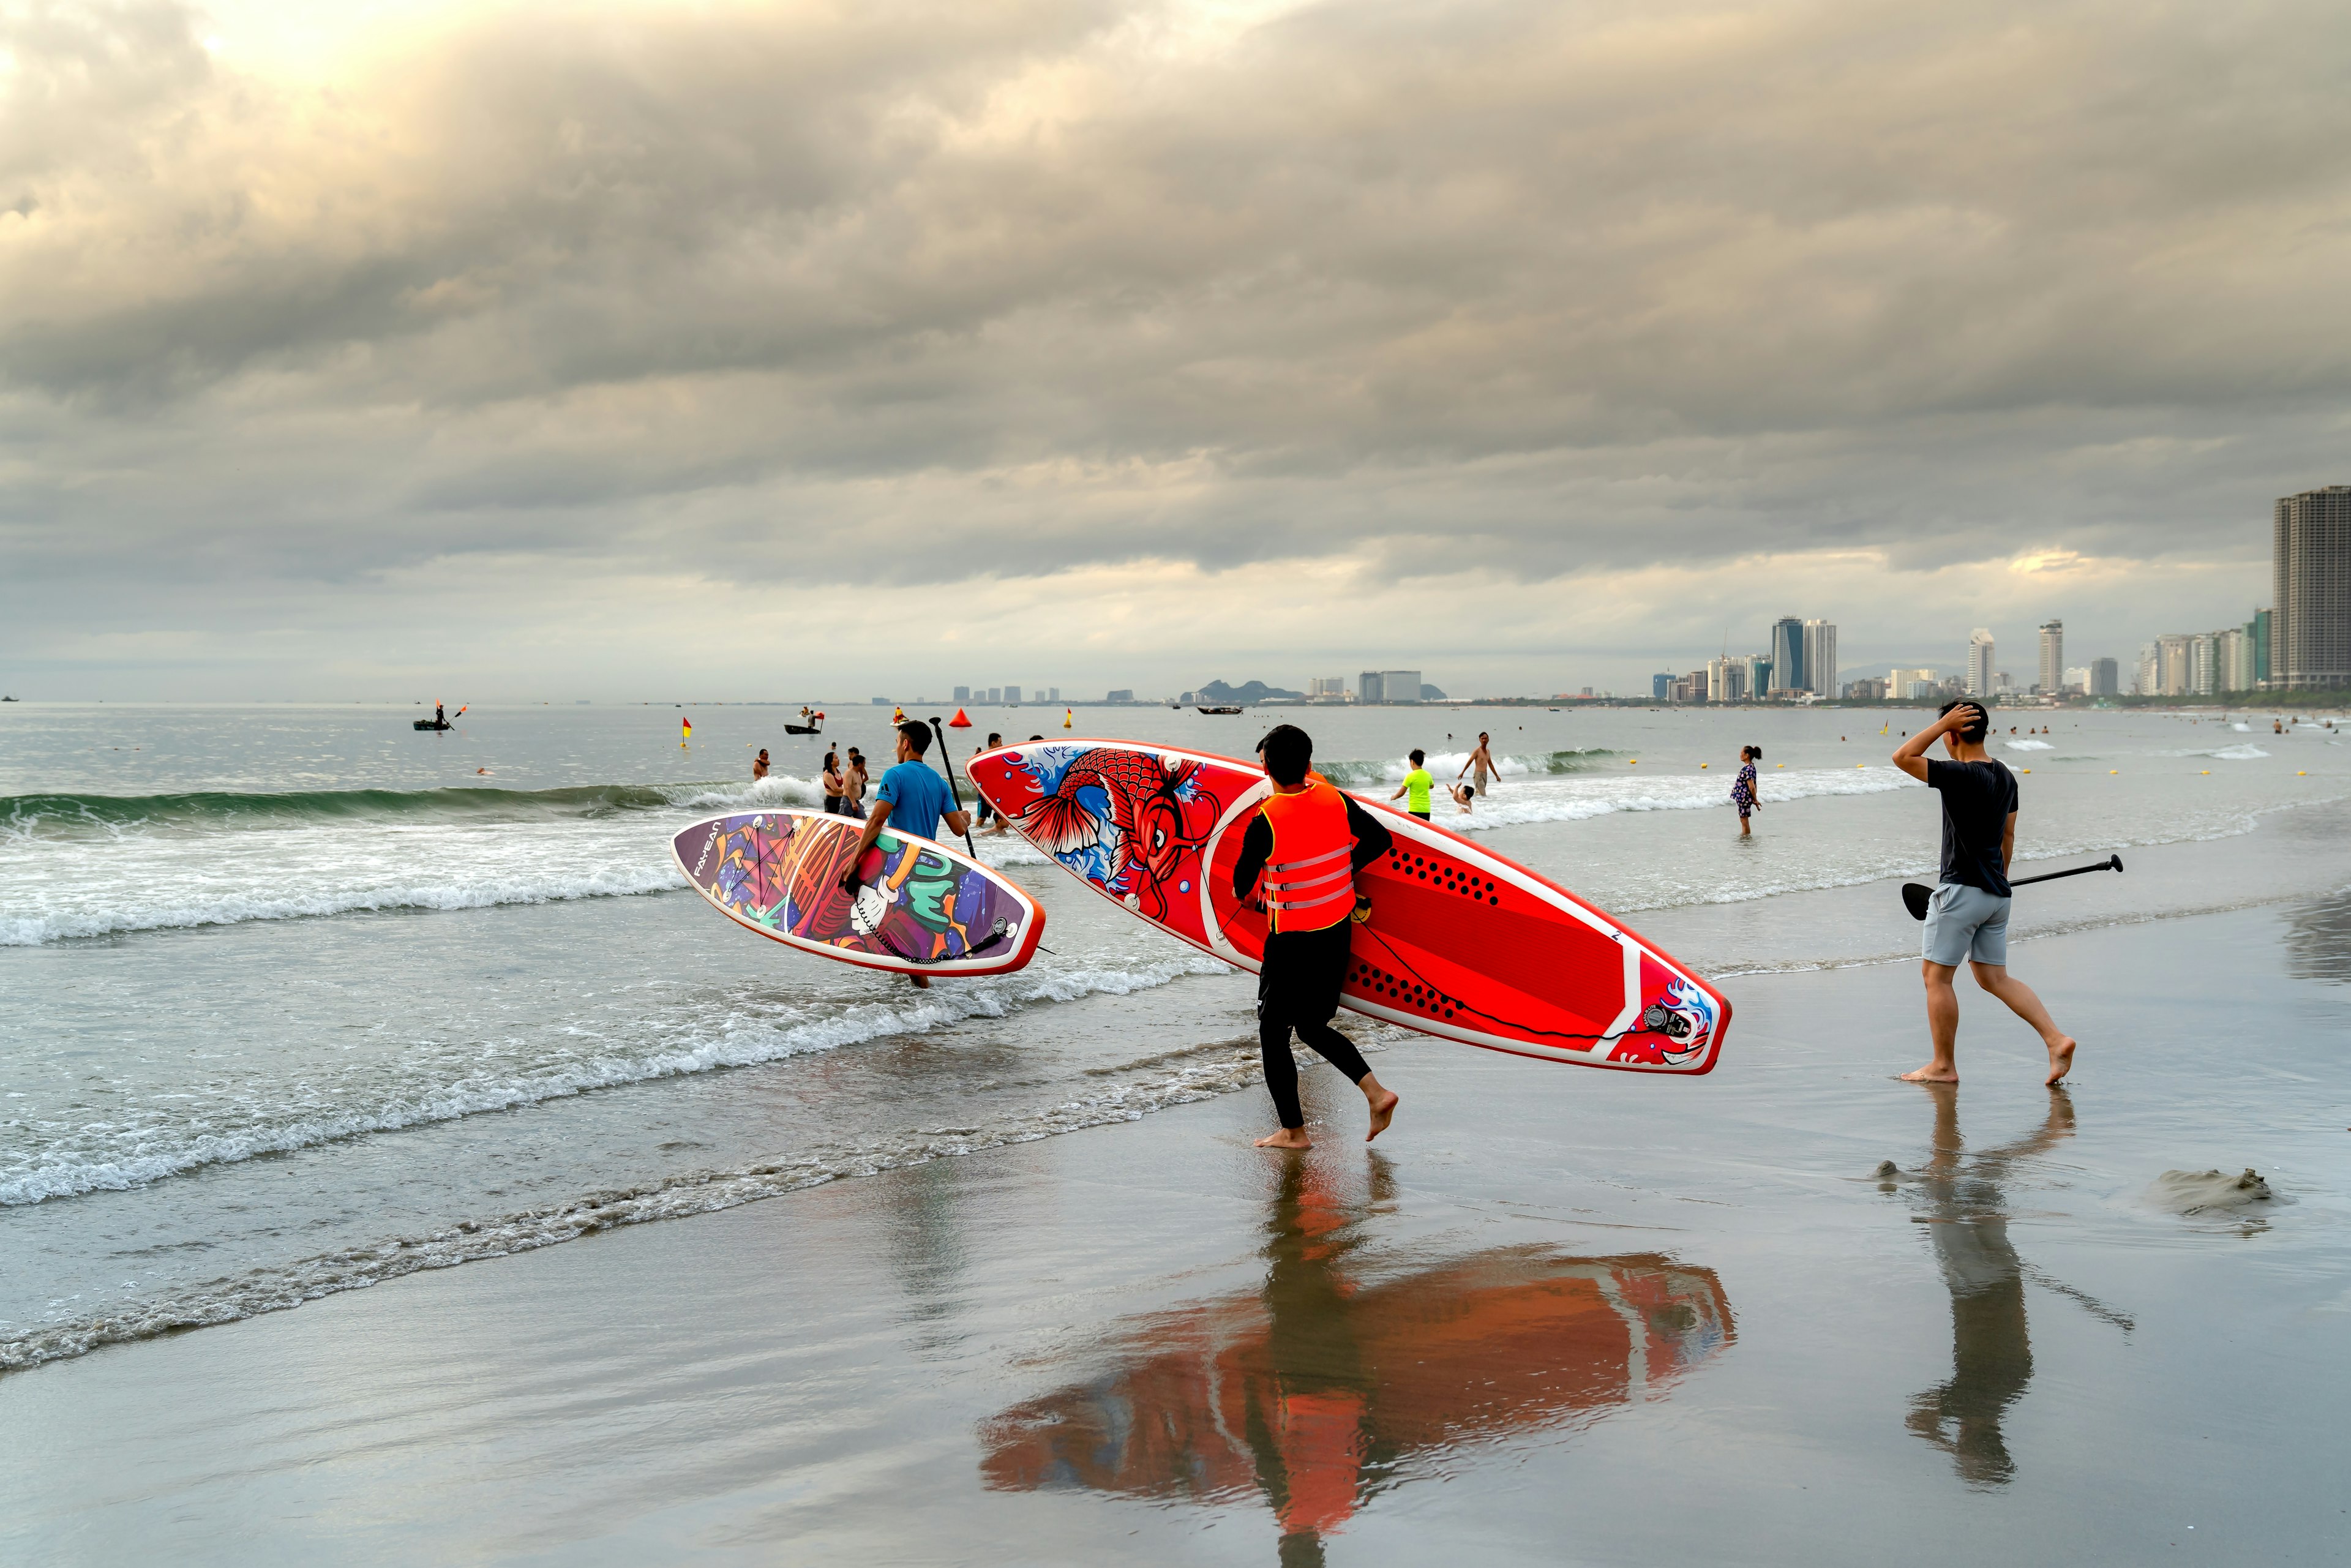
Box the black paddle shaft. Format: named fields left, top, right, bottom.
left=1902, top=853, right=2123, bottom=921
left=928, top=718, right=981, bottom=858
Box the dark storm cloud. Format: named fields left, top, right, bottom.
left=3, top=0, right=2348, bottom=683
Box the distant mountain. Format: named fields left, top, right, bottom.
left=1195, top=679, right=1305, bottom=704
left=1420, top=683, right=1447, bottom=700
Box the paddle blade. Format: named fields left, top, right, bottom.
left=2110, top=853, right=2124, bottom=874
left=1902, top=882, right=1933, bottom=921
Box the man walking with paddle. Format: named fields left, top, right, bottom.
left=1892, top=701, right=2077, bottom=1086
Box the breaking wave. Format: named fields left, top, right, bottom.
left=0, top=951, right=1230, bottom=1208
left=0, top=778, right=1047, bottom=946
left=1, top=778, right=827, bottom=841
left=1316, top=748, right=1616, bottom=786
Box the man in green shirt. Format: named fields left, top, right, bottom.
left=1388, top=749, right=1436, bottom=820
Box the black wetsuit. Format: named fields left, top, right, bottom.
left=1232, top=792, right=1394, bottom=1129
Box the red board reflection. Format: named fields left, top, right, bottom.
left=980, top=1163, right=1734, bottom=1556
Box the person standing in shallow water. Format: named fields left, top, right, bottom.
left=1731, top=745, right=1761, bottom=835
left=820, top=749, right=846, bottom=815
left=1232, top=725, right=1401, bottom=1149
left=1388, top=749, right=1435, bottom=820
left=1458, top=732, right=1498, bottom=798
left=1892, top=701, right=2077, bottom=1086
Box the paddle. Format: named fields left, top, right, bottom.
left=1902, top=854, right=2123, bottom=920
left=928, top=717, right=981, bottom=858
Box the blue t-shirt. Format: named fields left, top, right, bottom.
left=875, top=761, right=955, bottom=842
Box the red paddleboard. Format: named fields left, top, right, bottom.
left=967, top=741, right=1728, bottom=1071
left=671, top=808, right=1044, bottom=977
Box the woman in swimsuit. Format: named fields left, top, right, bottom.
left=821, top=750, right=846, bottom=814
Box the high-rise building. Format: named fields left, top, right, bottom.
left=953, top=686, right=970, bottom=703
left=1048, top=688, right=1059, bottom=703
left=1889, top=666, right=1936, bottom=696
left=1107, top=689, right=1134, bottom=702
left=1004, top=685, right=1022, bottom=704
left=1380, top=670, right=1423, bottom=704
left=1770, top=617, right=1805, bottom=694
left=1966, top=630, right=1995, bottom=697
left=987, top=686, right=1002, bottom=704
left=2251, top=607, right=2272, bottom=686
left=2134, top=644, right=2159, bottom=696
left=2273, top=485, right=2351, bottom=690
left=2090, top=657, right=2119, bottom=697
left=2188, top=633, right=2219, bottom=697
left=2156, top=634, right=2192, bottom=696
left=1357, top=671, right=1384, bottom=704
left=1652, top=673, right=1672, bottom=701
left=1742, top=655, right=1772, bottom=697
left=2038, top=620, right=2063, bottom=694
left=1707, top=657, right=1745, bottom=702
left=2219, top=628, right=2256, bottom=693
left=1802, top=620, right=1837, bottom=696
left=2062, top=666, right=2090, bottom=692
left=1308, top=677, right=1346, bottom=699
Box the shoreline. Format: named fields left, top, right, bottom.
left=4, top=897, right=2347, bottom=1561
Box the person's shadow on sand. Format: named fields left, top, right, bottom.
left=1886, top=1084, right=2074, bottom=1488
left=979, top=1156, right=1737, bottom=1563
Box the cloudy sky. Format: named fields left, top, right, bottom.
left=4, top=0, right=2347, bottom=701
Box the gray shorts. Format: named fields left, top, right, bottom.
left=1922, top=882, right=2010, bottom=967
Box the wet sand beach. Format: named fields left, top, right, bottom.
left=4, top=899, right=2345, bottom=1564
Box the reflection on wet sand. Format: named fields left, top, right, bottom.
left=980, top=1158, right=1734, bottom=1563
left=2284, top=890, right=2351, bottom=985
left=1886, top=1086, right=2087, bottom=1488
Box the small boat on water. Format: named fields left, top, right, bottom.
left=1196, top=705, right=1243, bottom=715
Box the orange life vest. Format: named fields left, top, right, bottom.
left=1258, top=777, right=1355, bottom=933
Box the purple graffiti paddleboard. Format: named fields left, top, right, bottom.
left=671, top=808, right=1045, bottom=977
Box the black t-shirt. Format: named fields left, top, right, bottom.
left=1926, top=758, right=2019, bottom=896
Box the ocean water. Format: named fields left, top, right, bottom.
left=4, top=698, right=2347, bottom=1371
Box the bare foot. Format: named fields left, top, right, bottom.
left=908, top=974, right=931, bottom=990
left=2044, top=1035, right=2077, bottom=1086
left=1365, top=1089, right=1400, bottom=1142
left=1899, top=1065, right=1959, bottom=1083
left=1255, top=1127, right=1312, bottom=1149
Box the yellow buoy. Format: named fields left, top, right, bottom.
left=2202, top=769, right=2210, bottom=775
left=2022, top=768, right=2031, bottom=774
left=1701, top=762, right=1709, bottom=768
left=2298, top=770, right=2308, bottom=775
left=1629, top=759, right=1638, bottom=765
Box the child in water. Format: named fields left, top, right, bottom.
left=1731, top=746, right=1761, bottom=835
left=1389, top=749, right=1436, bottom=820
